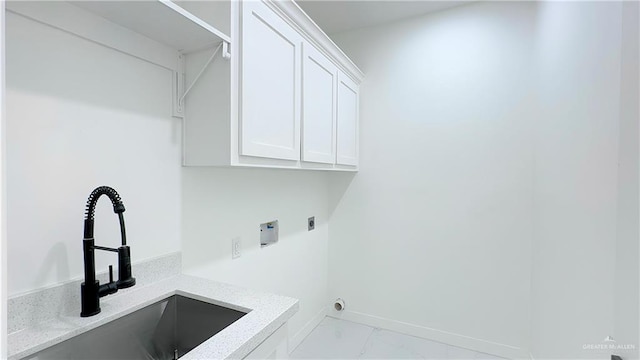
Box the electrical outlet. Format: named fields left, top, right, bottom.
left=260, top=221, right=279, bottom=247
left=308, top=216, right=315, bottom=231
left=232, top=237, right=241, bottom=259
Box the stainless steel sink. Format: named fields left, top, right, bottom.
left=24, top=295, right=247, bottom=360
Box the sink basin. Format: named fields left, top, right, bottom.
left=24, top=295, right=247, bottom=360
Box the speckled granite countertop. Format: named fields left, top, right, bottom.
left=8, top=275, right=299, bottom=360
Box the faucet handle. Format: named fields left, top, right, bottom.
left=98, top=265, right=118, bottom=297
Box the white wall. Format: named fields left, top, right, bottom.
left=530, top=2, right=632, bottom=359
left=330, top=1, right=637, bottom=359
left=181, top=167, right=330, bottom=351
left=614, top=2, right=639, bottom=358
left=5, top=12, right=182, bottom=296
left=329, top=2, right=537, bottom=357
left=1, top=1, right=6, bottom=357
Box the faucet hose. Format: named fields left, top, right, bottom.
left=118, top=213, right=127, bottom=246
left=83, top=186, right=126, bottom=242
left=85, top=186, right=125, bottom=221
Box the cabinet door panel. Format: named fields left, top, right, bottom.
left=336, top=72, right=359, bottom=166
left=302, top=42, right=337, bottom=164
left=241, top=1, right=301, bottom=160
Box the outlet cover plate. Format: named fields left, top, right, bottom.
left=232, top=237, right=241, bottom=259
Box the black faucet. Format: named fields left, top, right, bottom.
left=81, top=186, right=136, bottom=317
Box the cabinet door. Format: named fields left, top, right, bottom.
left=240, top=0, right=301, bottom=160
left=336, top=72, right=359, bottom=166
left=301, top=42, right=337, bottom=164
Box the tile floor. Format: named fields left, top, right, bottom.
left=290, top=317, right=504, bottom=359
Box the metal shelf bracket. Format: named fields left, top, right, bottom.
left=172, top=53, right=186, bottom=118
left=172, top=41, right=230, bottom=118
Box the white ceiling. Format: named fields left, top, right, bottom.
left=296, top=1, right=474, bottom=34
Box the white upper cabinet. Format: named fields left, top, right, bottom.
left=240, top=0, right=302, bottom=161
left=301, top=42, right=338, bottom=164
left=180, top=0, right=363, bottom=170
left=336, top=72, right=359, bottom=166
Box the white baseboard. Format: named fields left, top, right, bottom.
left=288, top=305, right=328, bottom=354
left=328, top=308, right=531, bottom=360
